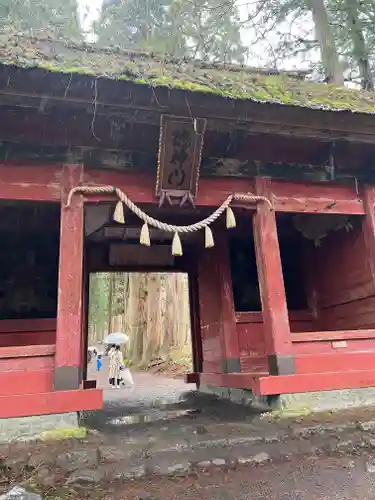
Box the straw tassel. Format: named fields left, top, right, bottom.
left=140, top=223, right=151, bottom=246
left=113, top=201, right=125, bottom=224
left=226, top=206, right=236, bottom=229
left=205, top=226, right=214, bottom=248
left=172, top=232, right=183, bottom=256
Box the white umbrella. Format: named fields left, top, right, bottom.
left=103, top=332, right=129, bottom=345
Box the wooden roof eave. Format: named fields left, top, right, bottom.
left=0, top=65, right=375, bottom=145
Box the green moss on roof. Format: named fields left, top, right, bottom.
left=0, top=30, right=375, bottom=114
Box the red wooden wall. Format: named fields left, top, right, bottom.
left=305, top=220, right=375, bottom=331
left=0, top=318, right=56, bottom=347
left=233, top=218, right=375, bottom=377
left=0, top=318, right=56, bottom=395
left=197, top=248, right=223, bottom=374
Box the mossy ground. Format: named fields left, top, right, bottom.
left=39, top=427, right=87, bottom=441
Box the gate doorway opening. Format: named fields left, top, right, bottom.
left=86, top=270, right=194, bottom=403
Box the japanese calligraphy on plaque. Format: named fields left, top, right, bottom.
left=156, top=115, right=206, bottom=207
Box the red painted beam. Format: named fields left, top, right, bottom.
left=0, top=389, right=103, bottom=418
left=0, top=318, right=56, bottom=333
left=0, top=344, right=55, bottom=359
left=0, top=331, right=56, bottom=348
left=83, top=170, right=365, bottom=214
left=236, top=310, right=312, bottom=324
left=291, top=329, right=375, bottom=342
left=0, top=165, right=61, bottom=201
left=0, top=355, right=54, bottom=372
left=200, top=369, right=375, bottom=395
left=294, top=352, right=375, bottom=374
left=0, top=163, right=364, bottom=215
left=83, top=169, right=255, bottom=207
left=254, top=370, right=375, bottom=395
left=271, top=179, right=364, bottom=215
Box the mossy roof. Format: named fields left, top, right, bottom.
left=1, top=30, right=375, bottom=114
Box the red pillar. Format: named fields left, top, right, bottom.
left=53, top=164, right=84, bottom=391
left=216, top=232, right=240, bottom=373
left=253, top=177, right=294, bottom=375
left=198, top=232, right=239, bottom=374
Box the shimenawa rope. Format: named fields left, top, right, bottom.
left=65, top=185, right=272, bottom=256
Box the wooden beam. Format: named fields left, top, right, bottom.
left=83, top=169, right=255, bottom=207
left=81, top=169, right=365, bottom=214
left=0, top=388, right=103, bottom=418
left=0, top=344, right=55, bottom=359
left=0, top=318, right=56, bottom=333
left=291, top=330, right=375, bottom=342
left=199, top=368, right=375, bottom=395
left=0, top=165, right=61, bottom=201
left=0, top=355, right=54, bottom=372
left=294, top=352, right=375, bottom=374
left=253, top=177, right=294, bottom=375
left=82, top=170, right=366, bottom=214
left=54, top=164, right=85, bottom=391
left=271, top=179, right=364, bottom=214
left=255, top=370, right=375, bottom=395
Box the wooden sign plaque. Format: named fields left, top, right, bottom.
left=156, top=115, right=206, bottom=207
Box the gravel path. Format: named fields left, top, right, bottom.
left=88, top=357, right=193, bottom=407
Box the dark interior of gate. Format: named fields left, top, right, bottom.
left=0, top=201, right=59, bottom=397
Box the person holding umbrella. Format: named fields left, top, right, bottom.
left=108, top=345, right=123, bottom=388
left=104, top=333, right=131, bottom=389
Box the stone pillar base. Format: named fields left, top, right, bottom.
left=0, top=412, right=79, bottom=443
left=198, top=383, right=281, bottom=411
left=199, top=383, right=375, bottom=413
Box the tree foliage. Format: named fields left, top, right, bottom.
left=248, top=0, right=375, bottom=88
left=0, top=0, right=81, bottom=39
left=95, top=0, right=246, bottom=62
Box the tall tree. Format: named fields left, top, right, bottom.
left=96, top=0, right=184, bottom=54
left=95, top=0, right=245, bottom=62
left=331, top=0, right=373, bottom=89
left=305, top=0, right=344, bottom=84
left=0, top=0, right=81, bottom=39
left=253, top=0, right=344, bottom=83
